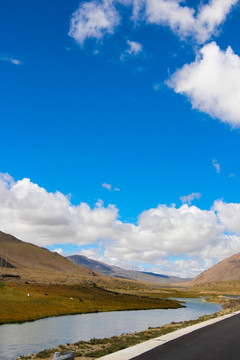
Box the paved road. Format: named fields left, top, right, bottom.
left=131, top=313, right=240, bottom=360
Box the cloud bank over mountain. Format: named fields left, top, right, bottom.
left=1, top=173, right=240, bottom=277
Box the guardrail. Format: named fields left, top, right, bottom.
left=53, top=351, right=74, bottom=359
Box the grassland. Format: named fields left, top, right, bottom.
left=0, top=282, right=184, bottom=324
left=192, top=280, right=240, bottom=294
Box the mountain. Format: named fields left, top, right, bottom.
left=190, top=252, right=240, bottom=285
left=0, top=230, right=191, bottom=285
left=0, top=231, right=91, bottom=277
left=67, top=255, right=191, bottom=284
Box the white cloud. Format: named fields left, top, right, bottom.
left=144, top=0, right=196, bottom=38
left=102, top=183, right=120, bottom=191
left=126, top=40, right=143, bottom=55
left=68, top=0, right=239, bottom=48
left=0, top=173, right=118, bottom=246
left=0, top=55, right=21, bottom=65
left=133, top=204, right=223, bottom=255
left=180, top=192, right=201, bottom=205
left=212, top=159, right=221, bottom=173
left=120, top=40, right=143, bottom=60
left=160, top=258, right=206, bottom=278
left=69, top=0, right=120, bottom=45
left=1, top=173, right=240, bottom=277
left=102, top=183, right=112, bottom=191
left=134, top=0, right=238, bottom=43
left=196, top=0, right=239, bottom=43
left=214, top=200, right=240, bottom=235
left=168, top=42, right=240, bottom=127
left=54, top=248, right=65, bottom=255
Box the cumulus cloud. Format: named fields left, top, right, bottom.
left=196, top=0, right=239, bottom=43
left=0, top=173, right=118, bottom=246
left=168, top=42, right=240, bottom=127
left=144, top=0, right=195, bottom=38
left=180, top=192, right=201, bottom=205
left=69, top=0, right=238, bottom=47
left=212, top=159, right=221, bottom=173
left=1, top=173, right=240, bottom=277
left=139, top=0, right=238, bottom=43
left=214, top=200, right=240, bottom=235
left=69, top=0, right=120, bottom=45
left=134, top=204, right=223, bottom=254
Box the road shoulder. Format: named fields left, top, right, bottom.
left=98, top=310, right=240, bottom=360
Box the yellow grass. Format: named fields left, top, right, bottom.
left=0, top=282, right=182, bottom=324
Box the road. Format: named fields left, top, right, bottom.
left=131, top=313, right=240, bottom=360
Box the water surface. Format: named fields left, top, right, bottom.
left=0, top=298, right=221, bottom=360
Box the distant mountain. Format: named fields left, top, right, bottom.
left=0, top=231, right=90, bottom=276
left=67, top=255, right=191, bottom=284
left=190, top=252, right=240, bottom=285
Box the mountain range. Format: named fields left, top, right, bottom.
left=67, top=255, right=191, bottom=284
left=0, top=230, right=189, bottom=284
left=1, top=230, right=240, bottom=285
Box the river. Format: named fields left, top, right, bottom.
left=0, top=298, right=221, bottom=360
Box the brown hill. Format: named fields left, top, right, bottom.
left=0, top=231, right=91, bottom=279
left=190, top=252, right=240, bottom=285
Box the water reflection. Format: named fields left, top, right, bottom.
left=0, top=298, right=221, bottom=360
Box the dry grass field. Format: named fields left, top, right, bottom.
left=192, top=280, right=240, bottom=294
left=0, top=281, right=183, bottom=324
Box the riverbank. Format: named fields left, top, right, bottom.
left=0, top=282, right=185, bottom=325
left=16, top=296, right=240, bottom=360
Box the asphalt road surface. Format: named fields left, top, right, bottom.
left=131, top=313, right=240, bottom=360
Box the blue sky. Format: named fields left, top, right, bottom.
left=1, top=0, right=240, bottom=277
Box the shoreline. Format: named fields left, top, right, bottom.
left=16, top=295, right=239, bottom=360
left=0, top=302, right=185, bottom=326
left=0, top=282, right=191, bottom=325
left=17, top=310, right=224, bottom=360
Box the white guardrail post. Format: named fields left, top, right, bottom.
left=53, top=351, right=74, bottom=359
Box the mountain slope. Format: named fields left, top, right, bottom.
left=190, top=252, right=240, bottom=285
left=0, top=231, right=90, bottom=276
left=67, top=255, right=190, bottom=284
